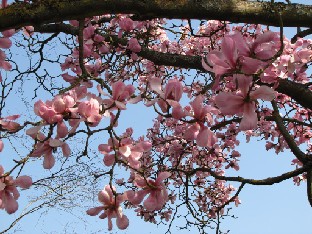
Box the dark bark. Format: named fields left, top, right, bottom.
left=0, top=0, right=312, bottom=31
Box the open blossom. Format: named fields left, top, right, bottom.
left=184, top=95, right=218, bottom=147
left=126, top=172, right=171, bottom=211
left=77, top=98, right=102, bottom=126
left=215, top=75, right=276, bottom=130
left=27, top=127, right=70, bottom=169
left=0, top=165, right=32, bottom=214
left=0, top=115, right=20, bottom=132
left=202, top=31, right=280, bottom=84
left=99, top=137, right=152, bottom=169
left=149, top=78, right=185, bottom=119
left=87, top=185, right=129, bottom=231
left=127, top=38, right=141, bottom=53
left=100, top=81, right=135, bottom=110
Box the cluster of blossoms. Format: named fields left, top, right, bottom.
left=0, top=7, right=311, bottom=233
left=0, top=166, right=32, bottom=214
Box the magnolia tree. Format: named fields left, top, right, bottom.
left=0, top=0, right=312, bottom=233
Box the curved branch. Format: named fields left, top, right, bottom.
left=172, top=163, right=311, bottom=186
left=271, top=101, right=308, bottom=163
left=0, top=0, right=312, bottom=31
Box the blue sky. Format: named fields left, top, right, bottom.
left=1, top=0, right=312, bottom=233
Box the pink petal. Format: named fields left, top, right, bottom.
left=240, top=56, right=266, bottom=74
left=239, top=102, right=257, bottom=131
left=202, top=57, right=213, bottom=72
left=43, top=153, right=55, bottom=169
left=119, top=145, right=131, bottom=157
left=191, top=95, right=204, bottom=119
left=4, top=192, right=18, bottom=214
left=2, top=29, right=15, bottom=37
left=49, top=139, right=63, bottom=147
left=126, top=190, right=148, bottom=205
left=107, top=216, right=113, bottom=231
left=116, top=214, right=129, bottom=230
left=0, top=139, right=3, bottom=152
left=253, top=31, right=277, bottom=50
left=221, top=36, right=238, bottom=68
left=86, top=206, right=103, bottom=216
left=196, top=126, right=217, bottom=148
left=156, top=172, right=171, bottom=184
left=14, top=176, right=32, bottom=189
left=143, top=194, right=157, bottom=211
left=57, top=121, right=68, bottom=138
left=98, top=189, right=111, bottom=205
left=184, top=123, right=200, bottom=141
left=207, top=53, right=232, bottom=75
left=103, top=153, right=115, bottom=166
left=250, top=86, right=276, bottom=101
left=230, top=33, right=250, bottom=56
left=0, top=38, right=12, bottom=49
left=215, top=92, right=244, bottom=115
left=149, top=77, right=163, bottom=95
left=61, top=143, right=71, bottom=157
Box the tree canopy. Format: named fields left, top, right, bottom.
left=0, top=0, right=311, bottom=233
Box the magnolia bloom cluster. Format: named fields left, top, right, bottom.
left=202, top=31, right=280, bottom=79
left=87, top=172, right=171, bottom=231
left=0, top=29, right=14, bottom=82
left=215, top=75, right=276, bottom=130
left=98, top=137, right=152, bottom=169
left=0, top=115, right=21, bottom=152
left=0, top=166, right=32, bottom=214
left=27, top=126, right=71, bottom=169
left=87, top=185, right=129, bottom=231
left=126, top=172, right=171, bottom=211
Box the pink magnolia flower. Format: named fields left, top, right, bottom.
left=127, top=38, right=141, bottom=53
left=0, top=165, right=32, bottom=214
left=126, top=172, right=171, bottom=211
left=99, top=137, right=152, bottom=169
left=119, top=18, right=135, bottom=32
left=87, top=185, right=129, bottom=231
left=77, top=98, right=102, bottom=126
left=184, top=95, right=218, bottom=147
left=27, top=128, right=71, bottom=169
left=149, top=78, right=185, bottom=119
left=215, top=75, right=276, bottom=130
left=0, top=115, right=20, bottom=132
left=0, top=140, right=3, bottom=152
left=101, top=81, right=135, bottom=110
left=202, top=31, right=279, bottom=82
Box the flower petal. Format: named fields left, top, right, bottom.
left=250, top=86, right=276, bottom=101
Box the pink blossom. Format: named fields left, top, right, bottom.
left=0, top=37, right=12, bottom=49
left=184, top=95, right=217, bottom=147
left=127, top=38, right=141, bottom=53
left=164, top=79, right=183, bottom=102
left=99, top=137, right=152, bottom=169
left=202, top=32, right=279, bottom=79
left=215, top=75, right=276, bottom=130
left=87, top=185, right=129, bottom=231
left=0, top=115, right=20, bottom=132
left=119, top=18, right=135, bottom=32
left=0, top=165, right=32, bottom=214
left=101, top=81, right=135, bottom=110
left=78, top=98, right=102, bottom=126
left=28, top=130, right=71, bottom=169
left=126, top=172, right=171, bottom=211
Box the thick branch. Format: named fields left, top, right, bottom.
left=35, top=22, right=312, bottom=110
left=140, top=50, right=312, bottom=110
left=0, top=0, right=312, bottom=31
left=179, top=163, right=312, bottom=186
